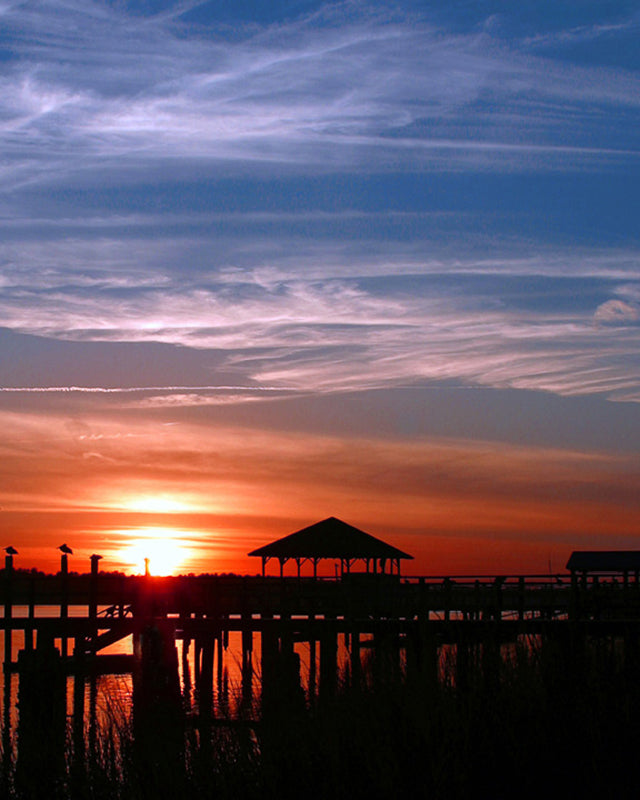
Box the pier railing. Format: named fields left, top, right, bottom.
left=2, top=570, right=640, bottom=631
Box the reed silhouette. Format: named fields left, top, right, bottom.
left=3, top=633, right=640, bottom=799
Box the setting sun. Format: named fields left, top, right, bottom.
left=116, top=527, right=191, bottom=575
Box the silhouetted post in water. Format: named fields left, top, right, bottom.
left=319, top=626, right=338, bottom=699
left=88, top=672, right=98, bottom=758
left=194, top=634, right=202, bottom=686
left=89, top=553, right=102, bottom=623
left=279, top=625, right=303, bottom=713
left=132, top=619, right=184, bottom=787
left=443, top=577, right=452, bottom=623
left=482, top=627, right=500, bottom=692
left=261, top=626, right=279, bottom=718
left=241, top=625, right=253, bottom=708
left=3, top=548, right=15, bottom=673
left=24, top=574, right=35, bottom=651
left=624, top=623, right=640, bottom=679
left=409, top=622, right=438, bottom=690
left=456, top=634, right=470, bottom=694
left=481, top=578, right=504, bottom=690
left=2, top=670, right=10, bottom=800
left=308, top=636, right=317, bottom=700
left=518, top=576, right=526, bottom=622
left=2, top=548, right=15, bottom=794
left=181, top=633, right=192, bottom=695
left=16, top=636, right=66, bottom=797
left=374, top=622, right=402, bottom=686
left=350, top=629, right=361, bottom=689
left=72, top=636, right=86, bottom=789
left=59, top=543, right=73, bottom=659
left=216, top=629, right=224, bottom=706
left=197, top=637, right=214, bottom=757
left=198, top=637, right=214, bottom=713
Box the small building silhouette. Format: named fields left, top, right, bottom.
left=567, top=550, right=640, bottom=581
left=248, top=516, right=413, bottom=578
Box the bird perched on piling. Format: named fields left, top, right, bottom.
left=59, top=543, right=73, bottom=555
left=4, top=546, right=18, bottom=555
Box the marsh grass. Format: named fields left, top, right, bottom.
left=6, top=634, right=640, bottom=799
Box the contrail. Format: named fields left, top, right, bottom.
left=0, top=385, right=297, bottom=393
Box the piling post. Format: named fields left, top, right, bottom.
left=308, top=636, right=317, bottom=702
left=418, top=577, right=429, bottom=620
left=443, top=578, right=452, bottom=623
left=72, top=637, right=86, bottom=783
left=216, top=629, right=225, bottom=708
left=421, top=624, right=439, bottom=690
left=518, top=576, right=526, bottom=622
left=2, top=668, right=10, bottom=797
left=2, top=552, right=14, bottom=799
left=25, top=575, right=35, bottom=652
left=198, top=637, right=214, bottom=717
left=88, top=671, right=98, bottom=760
left=241, top=625, right=253, bottom=708
left=482, top=623, right=501, bottom=692
left=59, top=545, right=72, bottom=659
left=319, top=625, right=338, bottom=699
left=456, top=631, right=471, bottom=695
left=279, top=623, right=303, bottom=712
left=350, top=628, right=361, bottom=690
left=261, top=624, right=280, bottom=718
left=181, top=633, right=192, bottom=697
left=16, top=639, right=66, bottom=797
left=132, top=619, right=184, bottom=783
left=193, top=638, right=201, bottom=684
left=3, top=549, right=14, bottom=675
left=89, top=554, right=102, bottom=622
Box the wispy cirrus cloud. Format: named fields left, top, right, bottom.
left=0, top=0, right=638, bottom=193
left=1, top=245, right=638, bottom=400
left=0, top=2, right=638, bottom=404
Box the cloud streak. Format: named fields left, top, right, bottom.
left=1, top=238, right=638, bottom=400
left=0, top=0, right=639, bottom=194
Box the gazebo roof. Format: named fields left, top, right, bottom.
left=566, top=550, right=640, bottom=573
left=248, top=516, right=413, bottom=561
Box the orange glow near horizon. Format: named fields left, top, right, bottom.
left=121, top=496, right=195, bottom=514
left=0, top=408, right=638, bottom=577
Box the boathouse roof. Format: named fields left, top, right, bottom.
left=248, top=516, right=413, bottom=561
left=566, top=551, right=640, bottom=573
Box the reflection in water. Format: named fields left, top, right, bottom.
left=0, top=607, right=363, bottom=753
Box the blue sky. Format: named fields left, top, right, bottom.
left=0, top=1, right=638, bottom=573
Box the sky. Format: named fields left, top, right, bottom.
left=0, top=0, right=639, bottom=576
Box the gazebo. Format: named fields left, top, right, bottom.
left=248, top=516, right=413, bottom=578
left=566, top=551, right=640, bottom=584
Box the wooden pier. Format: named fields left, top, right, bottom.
left=2, top=565, right=640, bottom=682
left=3, top=554, right=640, bottom=788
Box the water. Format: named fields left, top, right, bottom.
left=0, top=606, right=365, bottom=755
